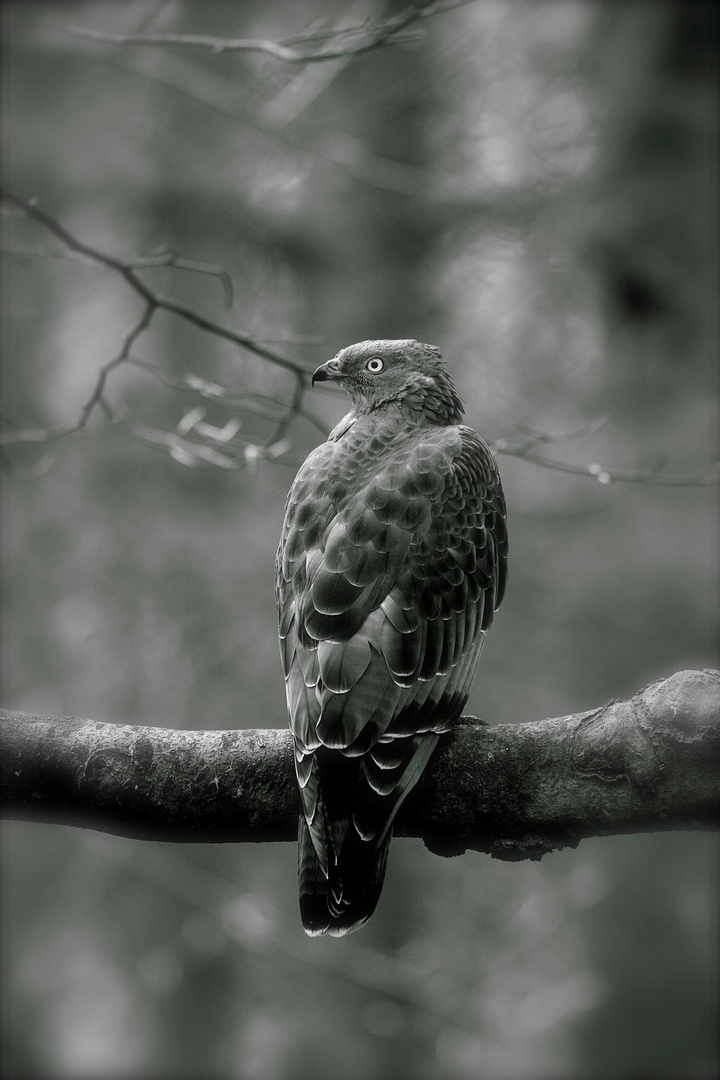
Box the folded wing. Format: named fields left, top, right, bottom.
left=276, top=425, right=507, bottom=935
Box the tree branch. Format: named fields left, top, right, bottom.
left=0, top=190, right=304, bottom=374
left=4, top=189, right=717, bottom=484
left=490, top=432, right=720, bottom=488
left=2, top=670, right=718, bottom=859
left=0, top=188, right=314, bottom=468
left=42, top=2, right=476, bottom=64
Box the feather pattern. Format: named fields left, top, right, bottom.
left=276, top=340, right=507, bottom=935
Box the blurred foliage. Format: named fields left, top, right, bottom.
left=1, top=1, right=717, bottom=1078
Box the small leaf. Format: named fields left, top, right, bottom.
left=195, top=418, right=241, bottom=443
left=177, top=407, right=205, bottom=434
left=244, top=444, right=261, bottom=470
left=185, top=374, right=227, bottom=398
left=170, top=444, right=199, bottom=467
left=266, top=438, right=292, bottom=459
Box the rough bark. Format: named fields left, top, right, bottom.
left=1, top=669, right=718, bottom=860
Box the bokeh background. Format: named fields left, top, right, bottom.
left=1, top=2, right=718, bottom=1078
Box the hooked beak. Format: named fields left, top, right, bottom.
left=311, top=360, right=342, bottom=387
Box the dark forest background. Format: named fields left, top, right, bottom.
left=1, top=2, right=717, bottom=1078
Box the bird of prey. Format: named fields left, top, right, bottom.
left=276, top=340, right=508, bottom=936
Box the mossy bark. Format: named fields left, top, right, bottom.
left=2, top=670, right=718, bottom=858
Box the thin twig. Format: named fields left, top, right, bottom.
left=2, top=189, right=717, bottom=485
left=493, top=440, right=720, bottom=487
left=112, top=48, right=431, bottom=198
left=1, top=240, right=233, bottom=306
left=0, top=303, right=155, bottom=445
left=502, top=415, right=609, bottom=445
left=0, top=190, right=303, bottom=373
left=81, top=304, right=156, bottom=426
left=262, top=372, right=307, bottom=453
left=150, top=292, right=305, bottom=374
left=0, top=240, right=104, bottom=269
left=43, top=2, right=477, bottom=64
left=125, top=248, right=234, bottom=309
left=0, top=189, right=313, bottom=458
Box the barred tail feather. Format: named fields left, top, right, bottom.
left=298, top=814, right=391, bottom=937
left=298, top=815, right=332, bottom=936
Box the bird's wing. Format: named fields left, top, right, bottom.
left=277, top=425, right=507, bottom=873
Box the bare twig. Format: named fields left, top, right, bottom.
left=43, top=2, right=477, bottom=64
left=123, top=360, right=327, bottom=470
left=262, top=372, right=307, bottom=454
left=0, top=240, right=105, bottom=269
left=0, top=189, right=313, bottom=460
left=3, top=189, right=717, bottom=484
left=487, top=412, right=719, bottom=487
left=123, top=247, right=234, bottom=309
left=492, top=438, right=720, bottom=488
left=112, top=48, right=432, bottom=197
left=500, top=415, right=610, bottom=445
left=1, top=240, right=233, bottom=306
left=0, top=190, right=304, bottom=372
left=0, top=305, right=153, bottom=445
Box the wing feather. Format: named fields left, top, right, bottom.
left=277, top=415, right=508, bottom=934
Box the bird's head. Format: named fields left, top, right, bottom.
left=311, top=339, right=464, bottom=425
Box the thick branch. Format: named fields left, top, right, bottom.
left=2, top=670, right=718, bottom=860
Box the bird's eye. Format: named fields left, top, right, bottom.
left=366, top=357, right=384, bottom=373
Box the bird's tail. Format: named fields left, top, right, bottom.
left=298, top=814, right=391, bottom=937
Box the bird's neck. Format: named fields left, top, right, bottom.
left=350, top=372, right=464, bottom=428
